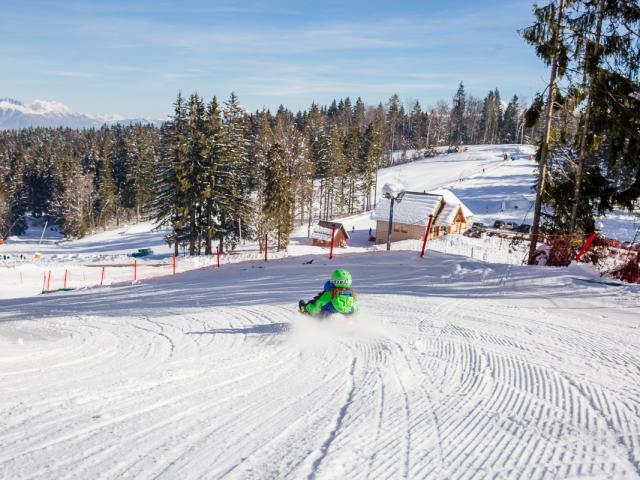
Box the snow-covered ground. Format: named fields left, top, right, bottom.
left=1, top=251, right=639, bottom=479
left=2, top=144, right=640, bottom=478
left=3, top=143, right=638, bottom=299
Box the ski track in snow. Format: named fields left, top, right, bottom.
left=1, top=251, right=639, bottom=479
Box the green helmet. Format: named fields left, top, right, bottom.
left=331, top=269, right=352, bottom=287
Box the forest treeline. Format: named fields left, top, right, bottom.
left=520, top=0, right=640, bottom=263
left=0, top=85, right=531, bottom=252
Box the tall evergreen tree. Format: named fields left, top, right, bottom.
left=263, top=143, right=293, bottom=250
left=450, top=82, right=467, bottom=146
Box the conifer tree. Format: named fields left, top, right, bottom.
left=521, top=0, right=570, bottom=264
left=450, top=82, right=467, bottom=146
left=218, top=92, right=250, bottom=251
left=263, top=143, right=293, bottom=250
left=501, top=95, right=521, bottom=143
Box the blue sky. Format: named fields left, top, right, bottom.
left=1, top=0, right=547, bottom=118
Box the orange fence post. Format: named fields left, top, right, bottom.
left=46, top=271, right=51, bottom=291
left=216, top=247, right=221, bottom=268
left=329, top=224, right=336, bottom=260
left=100, top=267, right=105, bottom=287
left=63, top=269, right=68, bottom=289
left=575, top=233, right=597, bottom=262
left=133, top=259, right=137, bottom=281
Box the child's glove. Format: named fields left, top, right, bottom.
left=298, top=300, right=307, bottom=313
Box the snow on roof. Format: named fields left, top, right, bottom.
left=310, top=221, right=349, bottom=241
left=372, top=189, right=474, bottom=227
left=372, top=192, right=442, bottom=227
left=429, top=189, right=474, bottom=219
left=434, top=204, right=461, bottom=226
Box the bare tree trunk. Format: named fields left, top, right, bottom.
left=569, top=0, right=605, bottom=234
left=528, top=0, right=565, bottom=265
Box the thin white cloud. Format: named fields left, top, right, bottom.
left=47, top=70, right=94, bottom=79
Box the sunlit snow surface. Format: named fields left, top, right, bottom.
left=1, top=251, right=639, bottom=479
left=1, top=145, right=640, bottom=478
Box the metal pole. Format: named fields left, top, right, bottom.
left=329, top=224, right=336, bottom=260
left=39, top=220, right=48, bottom=245
left=386, top=197, right=395, bottom=251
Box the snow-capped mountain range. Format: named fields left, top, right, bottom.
left=0, top=98, right=163, bottom=130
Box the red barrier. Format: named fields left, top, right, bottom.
left=100, top=267, right=105, bottom=287
left=575, top=233, right=597, bottom=262
left=329, top=224, right=336, bottom=260
left=172, top=254, right=176, bottom=275
left=216, top=247, right=221, bottom=268
left=420, top=215, right=434, bottom=258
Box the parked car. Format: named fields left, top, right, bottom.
left=472, top=222, right=485, bottom=229
left=518, top=224, right=531, bottom=233
left=130, top=248, right=154, bottom=258
left=493, top=220, right=506, bottom=229
left=505, top=221, right=519, bottom=230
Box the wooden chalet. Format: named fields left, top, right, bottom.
left=310, top=221, right=350, bottom=248
left=372, top=189, right=474, bottom=245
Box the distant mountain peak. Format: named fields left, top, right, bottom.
left=0, top=98, right=23, bottom=106
left=0, top=97, right=164, bottom=130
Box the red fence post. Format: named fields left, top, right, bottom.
left=133, top=259, right=137, bottom=281
left=420, top=215, right=435, bottom=258
left=42, top=273, right=47, bottom=293
left=100, top=267, right=105, bottom=287
left=216, top=247, right=221, bottom=268
left=172, top=254, right=176, bottom=275
left=63, top=269, right=68, bottom=289
left=575, top=233, right=597, bottom=262
left=329, top=224, right=336, bottom=260
left=264, top=234, right=268, bottom=262
left=46, top=270, right=51, bottom=291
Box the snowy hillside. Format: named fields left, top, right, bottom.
left=0, top=98, right=163, bottom=130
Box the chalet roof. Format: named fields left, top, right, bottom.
left=430, top=189, right=474, bottom=219
left=372, top=189, right=473, bottom=227
left=310, top=221, right=350, bottom=242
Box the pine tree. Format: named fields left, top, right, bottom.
left=218, top=92, right=250, bottom=252
left=202, top=96, right=223, bottom=255
left=263, top=143, right=293, bottom=250
left=450, top=82, right=467, bottom=146
left=501, top=95, right=521, bottom=143
left=359, top=113, right=385, bottom=210
left=386, top=94, right=402, bottom=165
left=154, top=92, right=189, bottom=255
left=521, top=0, right=571, bottom=263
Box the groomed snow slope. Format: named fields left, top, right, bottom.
left=2, top=251, right=640, bottom=479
